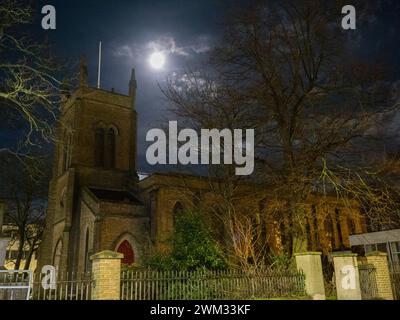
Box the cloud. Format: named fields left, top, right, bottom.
left=147, top=36, right=189, bottom=56
left=112, top=35, right=212, bottom=60
left=113, top=45, right=136, bottom=58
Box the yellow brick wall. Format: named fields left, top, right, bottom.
left=366, top=253, right=394, bottom=300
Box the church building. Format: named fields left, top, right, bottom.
left=38, top=61, right=367, bottom=274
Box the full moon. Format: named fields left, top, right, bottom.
left=149, top=52, right=166, bottom=70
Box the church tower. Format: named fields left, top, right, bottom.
left=39, top=59, right=149, bottom=274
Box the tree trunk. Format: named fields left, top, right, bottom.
left=14, top=230, right=25, bottom=270
left=24, top=248, right=35, bottom=270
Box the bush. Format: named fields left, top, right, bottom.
left=267, top=253, right=296, bottom=272
left=144, top=210, right=227, bottom=271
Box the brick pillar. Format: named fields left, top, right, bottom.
left=295, top=252, right=326, bottom=300
left=90, top=250, right=123, bottom=300
left=366, top=252, right=394, bottom=300
left=332, top=252, right=361, bottom=300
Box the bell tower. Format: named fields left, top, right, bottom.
left=55, top=58, right=138, bottom=178
left=39, top=60, right=140, bottom=273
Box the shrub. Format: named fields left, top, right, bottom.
left=144, top=210, right=227, bottom=271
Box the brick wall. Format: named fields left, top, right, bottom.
left=366, top=252, right=394, bottom=300
left=90, top=251, right=123, bottom=300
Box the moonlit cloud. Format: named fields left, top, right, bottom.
left=112, top=35, right=212, bottom=61
left=147, top=36, right=190, bottom=56
left=113, top=44, right=136, bottom=58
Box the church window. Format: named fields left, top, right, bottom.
left=95, top=128, right=105, bottom=167
left=84, top=228, right=91, bottom=272
left=324, top=216, right=335, bottom=250
left=59, top=188, right=66, bottom=209
left=106, top=127, right=116, bottom=169
left=53, top=239, right=63, bottom=270
left=61, top=129, right=73, bottom=172
left=150, top=191, right=157, bottom=242
left=347, top=217, right=356, bottom=235
left=173, top=201, right=184, bottom=226
left=335, top=208, right=344, bottom=249
left=279, top=218, right=286, bottom=250
left=258, top=198, right=267, bottom=213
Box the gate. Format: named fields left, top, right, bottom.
left=358, top=264, right=379, bottom=300
left=0, top=270, right=32, bottom=300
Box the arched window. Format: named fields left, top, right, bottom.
left=62, top=130, right=73, bottom=172
left=324, top=217, right=335, bottom=250
left=279, top=218, right=286, bottom=251
left=59, top=188, right=66, bottom=209
left=95, top=128, right=105, bottom=167
left=53, top=239, right=63, bottom=270
left=84, top=228, right=90, bottom=272
left=117, top=240, right=134, bottom=265
left=173, top=202, right=184, bottom=225
left=347, top=217, right=356, bottom=235
left=66, top=133, right=73, bottom=169
left=150, top=191, right=157, bottom=242
left=309, top=204, right=318, bottom=250
left=106, top=128, right=116, bottom=169
left=62, top=138, right=68, bottom=172
left=192, top=191, right=201, bottom=209
left=335, top=208, right=344, bottom=249
left=306, top=220, right=312, bottom=251
left=258, top=198, right=267, bottom=213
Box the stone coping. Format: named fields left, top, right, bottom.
left=90, top=250, right=123, bottom=260
left=331, top=252, right=357, bottom=257
left=293, top=252, right=322, bottom=256
left=366, top=251, right=388, bottom=257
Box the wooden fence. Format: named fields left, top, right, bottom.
left=120, top=269, right=306, bottom=300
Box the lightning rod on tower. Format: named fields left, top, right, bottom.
left=97, top=41, right=102, bottom=89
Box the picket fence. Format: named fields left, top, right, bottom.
left=120, top=269, right=306, bottom=300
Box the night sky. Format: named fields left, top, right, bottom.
left=25, top=0, right=400, bottom=172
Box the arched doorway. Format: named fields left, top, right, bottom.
left=117, top=240, right=134, bottom=265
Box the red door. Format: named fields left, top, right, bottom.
left=117, top=240, right=135, bottom=265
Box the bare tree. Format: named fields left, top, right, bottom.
left=0, top=0, right=69, bottom=157
left=1, top=154, right=49, bottom=270
left=162, top=0, right=399, bottom=255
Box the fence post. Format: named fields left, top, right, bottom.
left=294, top=252, right=326, bottom=300
left=366, top=252, right=394, bottom=300
left=332, top=252, right=361, bottom=300
left=90, top=250, right=123, bottom=300
left=0, top=237, right=10, bottom=269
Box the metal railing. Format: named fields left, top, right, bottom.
left=121, top=268, right=306, bottom=300
left=31, top=271, right=92, bottom=300
left=359, top=264, right=379, bottom=300
left=389, top=264, right=400, bottom=300
left=0, top=270, right=32, bottom=300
